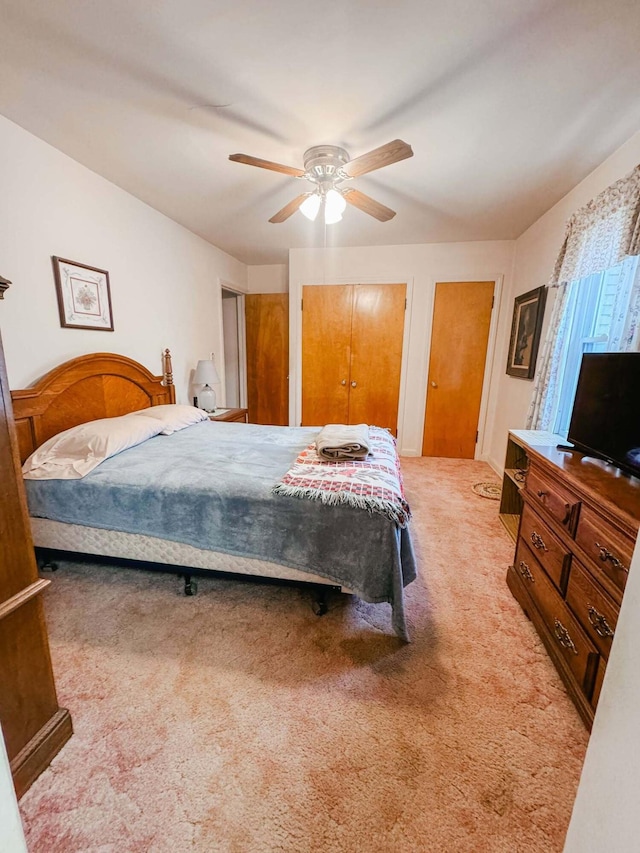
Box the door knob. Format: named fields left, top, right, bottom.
left=430, top=381, right=438, bottom=388
left=351, top=381, right=357, bottom=388
left=341, top=379, right=346, bottom=385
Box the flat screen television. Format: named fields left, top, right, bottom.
left=567, top=352, right=640, bottom=479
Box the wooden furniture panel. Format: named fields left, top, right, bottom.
left=12, top=350, right=175, bottom=463
left=575, top=505, right=633, bottom=595
left=519, top=503, right=571, bottom=593
left=548, top=603, right=599, bottom=697
left=348, top=283, right=406, bottom=433
left=209, top=407, right=248, bottom=423
left=505, top=430, right=640, bottom=728
left=513, top=537, right=597, bottom=695
left=422, top=281, right=494, bottom=458
left=245, top=293, right=289, bottom=426
left=0, top=302, right=72, bottom=797
left=566, top=559, right=618, bottom=658
left=526, top=466, right=580, bottom=534
left=301, top=285, right=352, bottom=426
left=591, top=661, right=606, bottom=709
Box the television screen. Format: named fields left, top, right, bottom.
left=567, top=352, right=640, bottom=479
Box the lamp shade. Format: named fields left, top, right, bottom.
left=324, top=189, right=346, bottom=224
left=300, top=193, right=321, bottom=221
left=193, top=358, right=220, bottom=386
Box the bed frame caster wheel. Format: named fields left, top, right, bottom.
left=38, top=555, right=59, bottom=572
left=312, top=588, right=328, bottom=616
left=184, top=577, right=198, bottom=596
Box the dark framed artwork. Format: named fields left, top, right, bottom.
left=506, top=286, right=547, bottom=379
left=52, top=257, right=114, bottom=331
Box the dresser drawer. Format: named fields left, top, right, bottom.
left=514, top=540, right=564, bottom=618
left=575, top=506, right=634, bottom=594
left=520, top=504, right=571, bottom=592
left=514, top=540, right=598, bottom=696
left=566, top=559, right=618, bottom=659
left=526, top=467, right=581, bottom=534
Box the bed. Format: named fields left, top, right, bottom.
left=12, top=351, right=416, bottom=638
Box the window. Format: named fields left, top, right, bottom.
left=552, top=255, right=639, bottom=436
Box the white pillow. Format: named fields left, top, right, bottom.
left=133, top=404, right=209, bottom=435
left=23, top=415, right=165, bottom=480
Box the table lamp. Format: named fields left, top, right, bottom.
left=194, top=357, right=220, bottom=413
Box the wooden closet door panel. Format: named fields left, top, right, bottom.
left=245, top=294, right=289, bottom=425
left=422, top=281, right=494, bottom=458
left=349, top=283, right=406, bottom=432
left=301, top=285, right=352, bottom=426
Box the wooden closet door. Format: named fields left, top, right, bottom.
left=301, top=285, right=353, bottom=425
left=422, top=281, right=494, bottom=458
left=349, top=284, right=406, bottom=432
left=245, top=293, right=289, bottom=425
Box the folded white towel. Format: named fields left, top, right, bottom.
left=315, top=423, right=371, bottom=461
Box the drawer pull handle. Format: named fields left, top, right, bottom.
left=595, top=543, right=629, bottom=574
left=518, top=560, right=534, bottom=583
left=587, top=605, right=615, bottom=639
left=553, top=619, right=579, bottom=655
left=537, top=489, right=548, bottom=498
left=530, top=531, right=548, bottom=552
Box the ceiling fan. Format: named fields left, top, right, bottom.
left=229, top=139, right=413, bottom=224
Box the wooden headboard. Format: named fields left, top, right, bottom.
left=11, top=350, right=175, bottom=463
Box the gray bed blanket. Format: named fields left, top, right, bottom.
left=25, top=421, right=416, bottom=639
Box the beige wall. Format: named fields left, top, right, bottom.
left=247, top=264, right=288, bottom=293
left=289, top=242, right=515, bottom=455
left=487, top=129, right=640, bottom=472
left=0, top=114, right=247, bottom=403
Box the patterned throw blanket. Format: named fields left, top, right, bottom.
left=273, top=426, right=411, bottom=527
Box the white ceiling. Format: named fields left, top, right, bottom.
left=1, top=0, right=639, bottom=265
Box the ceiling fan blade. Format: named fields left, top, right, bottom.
left=229, top=153, right=305, bottom=177
left=343, top=189, right=396, bottom=222
left=342, top=139, right=413, bottom=178
left=269, top=194, right=310, bottom=223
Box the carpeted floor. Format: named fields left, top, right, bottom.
left=19, top=458, right=588, bottom=852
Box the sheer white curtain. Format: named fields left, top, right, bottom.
left=527, top=164, right=640, bottom=430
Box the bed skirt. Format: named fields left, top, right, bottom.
left=30, top=518, right=354, bottom=592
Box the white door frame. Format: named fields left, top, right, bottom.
left=218, top=280, right=247, bottom=409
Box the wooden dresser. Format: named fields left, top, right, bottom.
left=505, top=431, right=640, bottom=728
left=0, top=284, right=72, bottom=796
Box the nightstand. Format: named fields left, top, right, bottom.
left=208, top=407, right=249, bottom=423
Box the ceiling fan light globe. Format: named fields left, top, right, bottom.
left=324, top=188, right=346, bottom=224
left=300, top=193, right=321, bottom=221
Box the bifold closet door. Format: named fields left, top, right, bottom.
left=245, top=293, right=289, bottom=425
left=349, top=283, right=406, bottom=432
left=301, top=283, right=406, bottom=431
left=301, top=285, right=353, bottom=425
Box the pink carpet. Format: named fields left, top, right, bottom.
left=19, top=458, right=588, bottom=851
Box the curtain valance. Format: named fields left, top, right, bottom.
left=549, top=164, right=640, bottom=288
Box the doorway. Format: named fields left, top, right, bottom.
left=221, top=288, right=245, bottom=408
left=422, top=281, right=494, bottom=458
